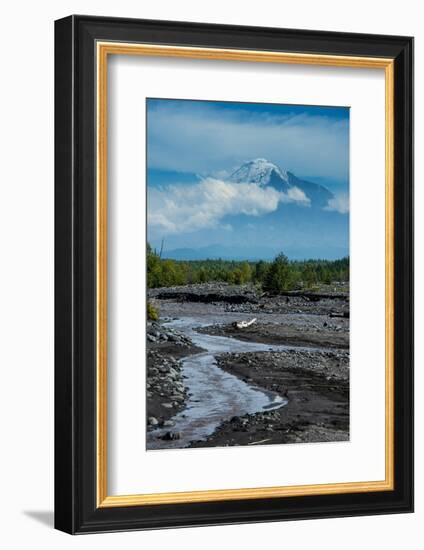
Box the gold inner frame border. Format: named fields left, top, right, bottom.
left=96, top=42, right=394, bottom=508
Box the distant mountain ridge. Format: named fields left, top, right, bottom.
left=227, top=158, right=334, bottom=208
left=162, top=243, right=348, bottom=262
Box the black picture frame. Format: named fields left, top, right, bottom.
left=55, top=15, right=414, bottom=534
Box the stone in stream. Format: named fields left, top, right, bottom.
left=172, top=395, right=185, bottom=403
left=148, top=416, right=159, bottom=426
left=161, top=431, right=181, bottom=441
left=163, top=420, right=175, bottom=428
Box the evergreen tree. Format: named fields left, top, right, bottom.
left=264, top=253, right=294, bottom=293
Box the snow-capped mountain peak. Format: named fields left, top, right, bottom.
left=226, top=158, right=334, bottom=208
left=228, top=158, right=289, bottom=186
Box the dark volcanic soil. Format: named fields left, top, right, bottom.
left=190, top=349, right=349, bottom=447
left=197, top=319, right=349, bottom=350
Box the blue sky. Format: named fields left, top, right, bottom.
left=147, top=98, right=349, bottom=183
left=146, top=98, right=349, bottom=260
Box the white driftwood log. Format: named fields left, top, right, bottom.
left=233, top=318, right=257, bottom=329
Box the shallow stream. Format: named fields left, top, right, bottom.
left=146, top=317, right=290, bottom=450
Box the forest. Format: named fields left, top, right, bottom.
left=147, top=243, right=349, bottom=292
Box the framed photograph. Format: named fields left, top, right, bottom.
left=54, top=15, right=413, bottom=534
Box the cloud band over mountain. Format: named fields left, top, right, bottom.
left=148, top=177, right=309, bottom=235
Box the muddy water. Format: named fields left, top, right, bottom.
left=146, top=317, right=289, bottom=450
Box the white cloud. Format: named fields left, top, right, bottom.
left=324, top=193, right=349, bottom=214
left=148, top=178, right=309, bottom=235
left=147, top=101, right=349, bottom=181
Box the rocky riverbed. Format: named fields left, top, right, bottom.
left=146, top=321, right=204, bottom=431
left=149, top=282, right=349, bottom=316
left=146, top=282, right=349, bottom=449
left=190, top=349, right=349, bottom=447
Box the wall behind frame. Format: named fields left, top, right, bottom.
left=0, top=0, right=419, bottom=548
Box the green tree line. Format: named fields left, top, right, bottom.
left=147, top=243, right=349, bottom=292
